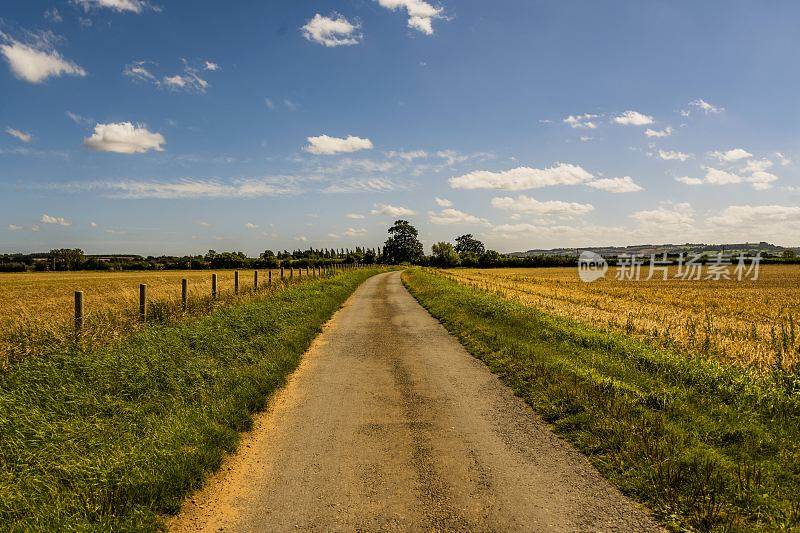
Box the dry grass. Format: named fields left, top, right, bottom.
left=0, top=268, right=316, bottom=363
left=444, top=265, right=800, bottom=372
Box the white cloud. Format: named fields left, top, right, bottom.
left=748, top=171, right=779, bottom=190
left=658, top=150, right=692, bottom=162
left=322, top=177, right=407, bottom=193
left=675, top=176, right=703, bottom=186
left=296, top=235, right=308, bottom=242
left=613, top=110, right=654, bottom=126
left=491, top=195, right=594, bottom=217
left=741, top=159, right=773, bottom=173
left=563, top=114, right=598, bottom=129
left=204, top=61, right=219, bottom=71
left=83, top=122, right=165, bottom=154
left=71, top=0, right=156, bottom=13
left=304, top=134, right=373, bottom=155
left=376, top=0, right=444, bottom=35
left=428, top=208, right=488, bottom=225
left=345, top=213, right=365, bottom=219
left=7, top=224, right=23, bottom=231
left=123, top=61, right=157, bottom=82
left=344, top=227, right=367, bottom=237
left=387, top=149, right=428, bottom=160
left=710, top=148, right=752, bottom=162
left=688, top=98, right=724, bottom=115
left=5, top=127, right=32, bottom=143
left=449, top=163, right=593, bottom=190
left=370, top=203, right=415, bottom=216
left=580, top=136, right=593, bottom=142
left=644, top=126, right=673, bottom=138
left=0, top=35, right=86, bottom=84
left=704, top=167, right=743, bottom=185
left=48, top=177, right=301, bottom=199
left=244, top=222, right=258, bottom=229
left=301, top=13, right=362, bottom=47
left=264, top=98, right=275, bottom=110
left=586, top=176, right=643, bottom=193
left=707, top=205, right=800, bottom=228
left=434, top=197, right=453, bottom=207
left=775, top=152, right=792, bottom=166
left=162, top=70, right=208, bottom=93
left=40, top=213, right=71, bottom=226
left=66, top=111, right=91, bottom=125
left=630, top=202, right=694, bottom=229
left=89, top=221, right=98, bottom=227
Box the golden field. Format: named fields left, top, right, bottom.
left=443, top=265, right=800, bottom=372
left=0, top=268, right=303, bottom=361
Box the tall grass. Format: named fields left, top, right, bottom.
left=0, top=268, right=380, bottom=531
left=404, top=268, right=800, bottom=532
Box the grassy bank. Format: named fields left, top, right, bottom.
left=403, top=268, right=799, bottom=532
left=0, top=268, right=380, bottom=531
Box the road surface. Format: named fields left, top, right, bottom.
left=170, top=271, right=660, bottom=532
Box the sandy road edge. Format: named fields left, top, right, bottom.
left=165, top=272, right=387, bottom=531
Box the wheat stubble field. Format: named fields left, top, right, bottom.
left=443, top=265, right=800, bottom=373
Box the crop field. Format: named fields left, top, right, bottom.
left=0, top=268, right=315, bottom=363
left=443, top=265, right=800, bottom=372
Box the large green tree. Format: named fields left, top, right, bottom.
left=431, top=242, right=459, bottom=267
left=454, top=234, right=485, bottom=256
left=383, top=220, right=424, bottom=264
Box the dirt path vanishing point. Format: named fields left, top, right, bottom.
left=170, top=271, right=661, bottom=532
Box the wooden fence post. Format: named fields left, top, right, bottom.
left=299, top=267, right=302, bottom=280
left=212, top=273, right=218, bottom=298
left=139, top=284, right=147, bottom=323
left=254, top=270, right=259, bottom=291
left=74, top=291, right=84, bottom=333
left=181, top=279, right=188, bottom=311
left=290, top=268, right=294, bottom=281
left=234, top=271, right=240, bottom=295
left=269, top=269, right=273, bottom=286
left=280, top=267, right=284, bottom=281
left=306, top=266, right=309, bottom=277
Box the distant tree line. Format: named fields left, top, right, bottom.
left=3, top=221, right=797, bottom=272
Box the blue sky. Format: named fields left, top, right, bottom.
left=1, top=0, right=799, bottom=255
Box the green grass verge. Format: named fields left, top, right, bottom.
left=0, top=269, right=380, bottom=531
left=403, top=268, right=800, bottom=532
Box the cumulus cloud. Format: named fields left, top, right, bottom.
left=675, top=176, right=703, bottom=185
left=704, top=167, right=743, bottom=185
left=586, top=176, right=643, bottom=193
left=613, top=110, right=654, bottom=126
left=707, top=205, right=800, bottom=227
left=301, top=13, right=362, bottom=47
left=5, top=127, right=32, bottom=143
left=83, top=122, right=165, bottom=154
left=563, top=114, right=598, bottom=129
left=741, top=159, right=773, bottom=173
left=370, top=203, right=415, bottom=216
left=244, top=222, right=258, bottom=229
left=679, top=167, right=778, bottom=190
left=747, top=171, right=779, bottom=190
left=8, top=224, right=23, bottom=231
left=304, top=134, right=373, bottom=155
left=0, top=33, right=86, bottom=84
left=376, top=0, right=444, bottom=35
left=491, top=195, right=594, bottom=217
left=645, top=126, right=672, bottom=138
left=344, top=227, right=367, bottom=237
left=449, top=163, right=593, bottom=190
left=629, top=202, right=694, bottom=229
left=434, top=197, right=453, bottom=207
left=658, top=150, right=692, bottom=162
left=428, top=208, right=488, bottom=225
left=204, top=61, right=219, bottom=71
left=40, top=213, right=71, bottom=226
left=71, top=0, right=157, bottom=13
left=710, top=148, right=752, bottom=163
left=775, top=152, right=792, bottom=166
left=345, top=213, right=365, bottom=219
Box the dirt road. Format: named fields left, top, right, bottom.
left=171, top=271, right=660, bottom=532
